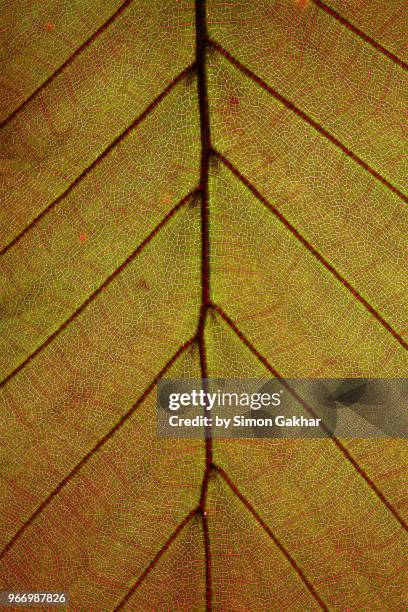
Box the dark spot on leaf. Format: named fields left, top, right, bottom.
left=136, top=278, right=149, bottom=290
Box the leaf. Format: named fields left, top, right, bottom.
left=0, top=0, right=407, bottom=609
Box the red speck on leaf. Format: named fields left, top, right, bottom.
left=46, top=22, right=55, bottom=33
left=79, top=233, right=87, bottom=242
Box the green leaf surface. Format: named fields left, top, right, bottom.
left=0, top=1, right=407, bottom=610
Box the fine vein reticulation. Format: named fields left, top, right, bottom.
left=208, top=38, right=408, bottom=204
left=1, top=0, right=407, bottom=609
left=0, top=0, right=135, bottom=129
left=311, top=0, right=408, bottom=70
left=0, top=63, right=196, bottom=258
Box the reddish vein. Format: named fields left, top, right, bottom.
left=214, top=465, right=329, bottom=610
left=0, top=63, right=196, bottom=258
left=211, top=302, right=408, bottom=532
left=0, top=0, right=135, bottom=129
left=0, top=190, right=197, bottom=390
left=208, top=39, right=407, bottom=204
left=312, top=0, right=408, bottom=70
left=196, top=1, right=213, bottom=609
left=0, top=337, right=196, bottom=562
left=113, top=508, right=198, bottom=610
left=215, top=150, right=408, bottom=351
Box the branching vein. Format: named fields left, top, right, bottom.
left=211, top=301, right=408, bottom=532
left=208, top=39, right=408, bottom=204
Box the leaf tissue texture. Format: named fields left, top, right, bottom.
left=0, top=1, right=407, bottom=610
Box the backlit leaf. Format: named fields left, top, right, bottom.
left=0, top=1, right=407, bottom=609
